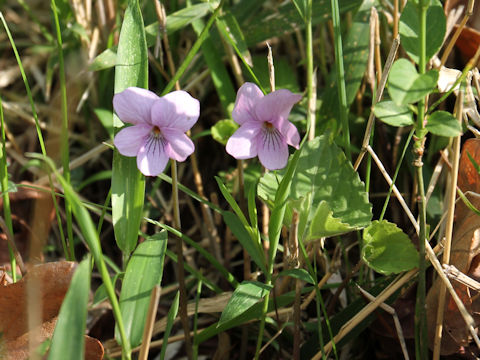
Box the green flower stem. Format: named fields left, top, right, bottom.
left=413, top=2, right=429, bottom=359
left=330, top=0, right=350, bottom=159
left=254, top=278, right=271, bottom=360
left=0, top=96, right=15, bottom=282
left=171, top=159, right=193, bottom=360
left=51, top=0, right=75, bottom=261
left=306, top=0, right=315, bottom=140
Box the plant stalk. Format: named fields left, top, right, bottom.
left=413, top=2, right=429, bottom=358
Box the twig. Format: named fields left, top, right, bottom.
left=433, top=91, right=463, bottom=359
left=138, top=286, right=161, bottom=360
left=444, top=264, right=480, bottom=292
left=354, top=37, right=400, bottom=171
left=356, top=284, right=410, bottom=360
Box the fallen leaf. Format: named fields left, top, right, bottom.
left=0, top=261, right=104, bottom=359
left=426, top=139, right=480, bottom=355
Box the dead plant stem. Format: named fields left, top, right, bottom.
left=432, top=92, right=463, bottom=359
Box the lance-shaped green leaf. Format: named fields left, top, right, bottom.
left=218, top=281, right=272, bottom=327
left=399, top=0, right=446, bottom=64
left=258, top=136, right=372, bottom=239
left=112, top=0, right=147, bottom=254
left=426, top=110, right=462, bottom=137
left=362, top=220, right=419, bottom=275
left=115, top=231, right=168, bottom=347
left=48, top=258, right=90, bottom=360
left=388, top=59, right=438, bottom=106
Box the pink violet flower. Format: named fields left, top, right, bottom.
left=113, top=87, right=200, bottom=176
left=226, top=82, right=302, bottom=170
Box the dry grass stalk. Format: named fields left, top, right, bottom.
left=432, top=90, right=464, bottom=360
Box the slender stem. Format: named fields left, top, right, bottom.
left=432, top=93, right=462, bottom=359
left=0, top=96, right=16, bottom=281
left=156, top=2, right=192, bottom=356
left=306, top=0, right=316, bottom=140
left=254, top=284, right=271, bottom=360
left=171, top=159, right=192, bottom=360
left=413, top=2, right=429, bottom=359
left=51, top=0, right=75, bottom=261
left=330, top=0, right=350, bottom=159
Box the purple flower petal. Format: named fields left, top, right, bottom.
left=136, top=136, right=170, bottom=176
left=151, top=91, right=200, bottom=132
left=113, top=87, right=159, bottom=125
left=257, top=127, right=289, bottom=170
left=254, top=89, right=302, bottom=125
left=277, top=119, right=300, bottom=148
left=232, top=82, right=264, bottom=125
left=226, top=121, right=262, bottom=159
left=162, top=128, right=195, bottom=162
left=113, top=124, right=152, bottom=156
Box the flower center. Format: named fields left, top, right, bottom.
left=261, top=122, right=282, bottom=150
left=151, top=126, right=162, bottom=138
left=145, top=126, right=166, bottom=155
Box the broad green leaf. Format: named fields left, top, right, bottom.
left=362, top=220, right=419, bottom=275
left=89, top=48, right=117, bottom=71
left=373, top=100, right=414, bottom=127
left=308, top=201, right=356, bottom=239
left=319, top=0, right=373, bottom=120
left=112, top=0, right=147, bottom=254
left=159, top=292, right=180, bottom=360
left=116, top=231, right=168, bottom=347
left=48, top=258, right=91, bottom=360
left=222, top=211, right=266, bottom=273
left=276, top=268, right=315, bottom=284
left=388, top=59, right=438, bottom=106
left=218, top=281, right=272, bottom=327
left=258, top=136, right=372, bottom=240
left=426, top=110, right=462, bottom=137
left=399, top=0, right=446, bottom=64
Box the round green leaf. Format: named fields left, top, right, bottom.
left=373, top=100, right=414, bottom=127
left=426, top=111, right=462, bottom=137
left=399, top=0, right=446, bottom=64
left=362, top=220, right=419, bottom=275
left=388, top=59, right=438, bottom=106
left=211, top=119, right=239, bottom=145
